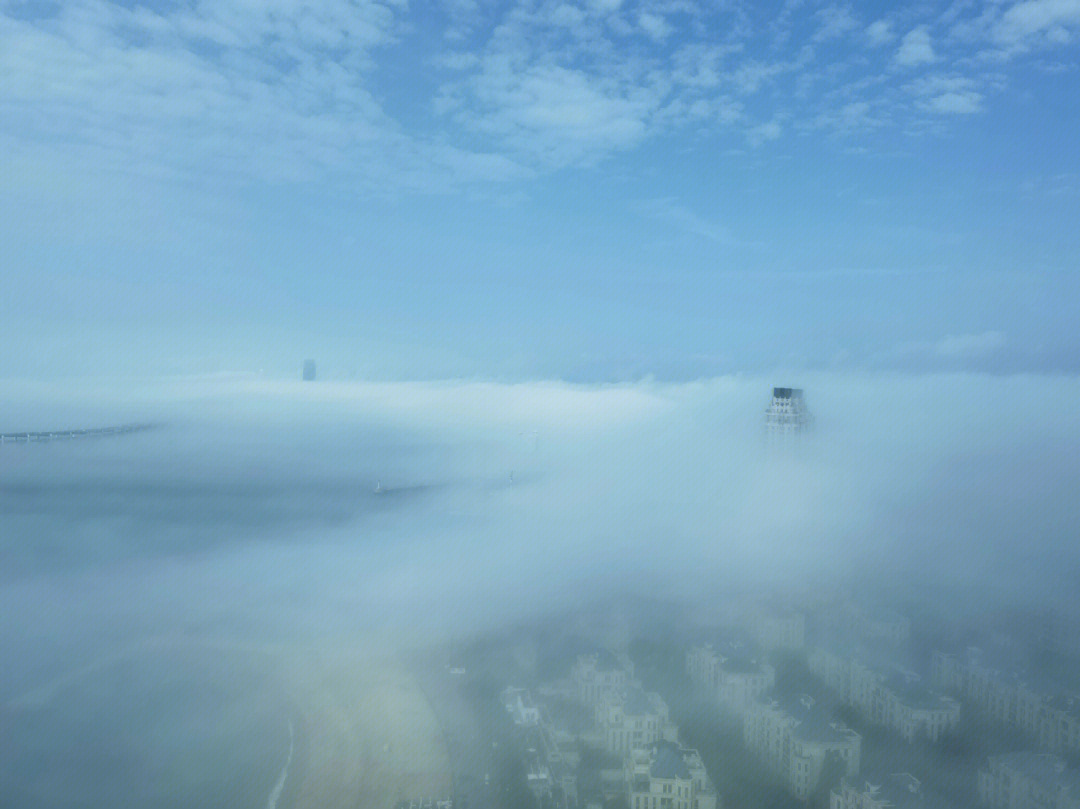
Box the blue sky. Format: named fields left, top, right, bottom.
left=1, top=0, right=1079, bottom=380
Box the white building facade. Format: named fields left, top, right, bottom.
left=977, top=752, right=1080, bottom=809
left=831, top=773, right=952, bottom=809
left=573, top=651, right=637, bottom=709
left=809, top=649, right=960, bottom=742
left=743, top=694, right=861, bottom=801
left=598, top=687, right=679, bottom=756
left=932, top=650, right=1080, bottom=755
left=687, top=643, right=776, bottom=714
left=627, top=740, right=720, bottom=809
left=765, top=387, right=811, bottom=444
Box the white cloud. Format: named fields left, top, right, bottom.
left=994, top=0, right=1080, bottom=46
left=669, top=43, right=735, bottom=89
left=5, top=372, right=1080, bottom=644
left=813, top=5, right=858, bottom=42
left=435, top=52, right=481, bottom=71
left=549, top=3, right=586, bottom=28
left=925, top=90, right=983, bottom=113
left=865, top=19, right=894, bottom=46
left=443, top=60, right=661, bottom=166
left=895, top=26, right=936, bottom=66
left=0, top=0, right=525, bottom=190
left=812, top=100, right=883, bottom=133
left=638, top=12, right=674, bottom=41
left=636, top=197, right=736, bottom=244
left=588, top=0, right=624, bottom=13
left=1, top=0, right=1075, bottom=193
left=747, top=119, right=782, bottom=146
left=934, top=331, right=1007, bottom=358
left=905, top=74, right=986, bottom=114
left=898, top=331, right=1007, bottom=361
left=731, top=61, right=787, bottom=94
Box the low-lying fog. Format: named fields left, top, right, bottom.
left=3, top=372, right=1078, bottom=664
left=3, top=372, right=1079, bottom=807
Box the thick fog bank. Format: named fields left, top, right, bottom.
left=1, top=372, right=1079, bottom=689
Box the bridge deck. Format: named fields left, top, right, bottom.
left=0, top=424, right=160, bottom=443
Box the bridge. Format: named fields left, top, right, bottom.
left=0, top=423, right=160, bottom=444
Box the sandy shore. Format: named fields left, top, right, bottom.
left=276, top=642, right=452, bottom=809
left=7, top=634, right=453, bottom=809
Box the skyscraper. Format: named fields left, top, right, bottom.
left=302, top=359, right=316, bottom=381
left=765, top=387, right=811, bottom=443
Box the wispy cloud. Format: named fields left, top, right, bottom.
left=906, top=74, right=987, bottom=114
left=1, top=0, right=1078, bottom=190
left=993, top=0, right=1080, bottom=48
left=746, top=118, right=783, bottom=146
left=895, top=25, right=936, bottom=66
left=635, top=197, right=736, bottom=244
left=865, top=19, right=894, bottom=47
left=896, top=331, right=1008, bottom=362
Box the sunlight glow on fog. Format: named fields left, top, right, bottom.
left=2, top=372, right=1078, bottom=666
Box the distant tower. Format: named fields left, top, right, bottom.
left=765, top=387, right=811, bottom=443
left=302, top=359, right=316, bottom=381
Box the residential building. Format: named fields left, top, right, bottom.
left=573, top=651, right=637, bottom=708
left=627, top=740, right=720, bottom=809
left=809, top=648, right=959, bottom=742
left=502, top=686, right=542, bottom=726
left=932, top=649, right=1080, bottom=755
left=831, top=772, right=954, bottom=809
left=810, top=599, right=911, bottom=646
left=743, top=693, right=861, bottom=800
left=749, top=608, right=806, bottom=651
left=977, top=752, right=1080, bottom=809
left=598, top=686, right=679, bottom=756
left=687, top=642, right=775, bottom=713
left=765, top=387, right=811, bottom=443
left=856, top=607, right=911, bottom=646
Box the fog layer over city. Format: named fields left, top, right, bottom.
left=2, top=372, right=1079, bottom=808
left=3, top=372, right=1078, bottom=652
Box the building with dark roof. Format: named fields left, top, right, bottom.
left=572, top=651, right=637, bottom=709
left=765, top=386, right=811, bottom=444
left=932, top=648, right=1080, bottom=755
left=743, top=693, right=861, bottom=800
left=687, top=642, right=775, bottom=713
left=501, top=686, right=541, bottom=726
left=597, top=685, right=679, bottom=756
left=748, top=605, right=806, bottom=650
left=809, top=646, right=960, bottom=742
left=626, top=740, right=719, bottom=809
left=978, top=752, right=1080, bottom=809
left=831, top=772, right=955, bottom=809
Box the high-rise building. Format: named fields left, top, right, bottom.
left=302, top=359, right=316, bottom=381
left=765, top=387, right=811, bottom=442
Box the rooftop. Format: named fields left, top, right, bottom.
left=650, top=741, right=691, bottom=780
left=841, top=772, right=955, bottom=809
left=761, top=693, right=857, bottom=744
left=884, top=672, right=956, bottom=711
left=988, top=752, right=1080, bottom=795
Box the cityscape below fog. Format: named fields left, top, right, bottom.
left=3, top=0, right=1079, bottom=805
left=2, top=380, right=1079, bottom=809
left=410, top=585, right=1080, bottom=809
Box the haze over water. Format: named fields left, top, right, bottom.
left=3, top=0, right=1080, bottom=805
